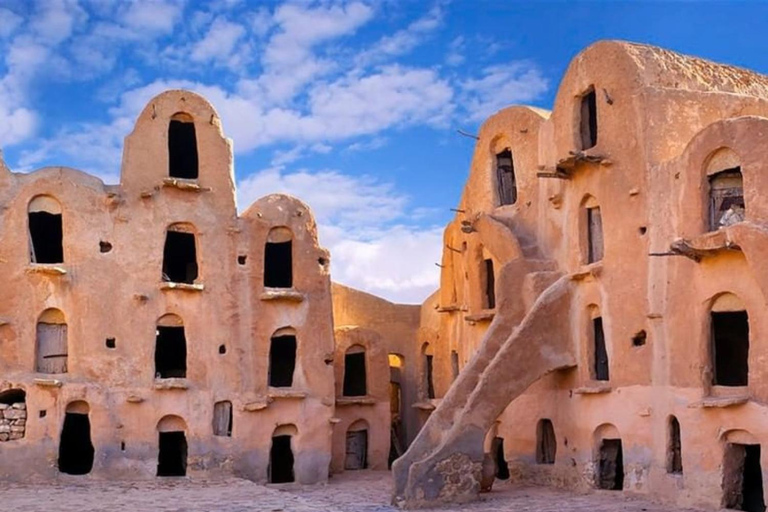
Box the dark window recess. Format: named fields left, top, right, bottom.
left=632, top=330, right=647, bottom=347
left=168, top=118, right=199, bottom=179
left=155, top=326, right=187, bottom=379
left=598, top=439, right=624, bottom=490
left=712, top=310, right=749, bottom=387
left=483, top=258, right=496, bottom=309
left=451, top=350, right=460, bottom=381
left=237, top=255, right=247, bottom=265
left=667, top=416, right=683, bottom=474
left=0, top=389, right=25, bottom=405
left=536, top=419, right=557, bottom=464
left=106, top=338, right=116, bottom=349
left=580, top=87, right=598, bottom=150
left=264, top=241, right=292, bottom=288
left=269, top=435, right=295, bottom=483
left=345, top=429, right=368, bottom=470
left=157, top=431, right=187, bottom=476
left=593, top=317, right=609, bottom=381
left=343, top=351, right=367, bottom=397
left=29, top=211, right=63, bottom=264
left=269, top=335, right=297, bottom=387
left=425, top=354, right=435, bottom=399
left=496, top=149, right=517, bottom=206
left=162, top=231, right=198, bottom=284
left=39, top=410, right=47, bottom=418
left=58, top=412, right=94, bottom=475
left=587, top=206, right=604, bottom=263
left=213, top=401, right=233, bottom=437
left=723, top=443, right=765, bottom=512
left=121, top=441, right=126, bottom=451
left=492, top=437, right=510, bottom=480
left=99, top=241, right=112, bottom=253
left=36, top=322, right=68, bottom=374
left=709, top=168, right=744, bottom=231
left=218, top=344, right=227, bottom=355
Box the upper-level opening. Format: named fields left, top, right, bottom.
left=579, top=85, right=598, bottom=150
left=422, top=342, right=435, bottom=399
left=706, top=148, right=744, bottom=231
left=269, top=327, right=297, bottom=388
left=587, top=305, right=609, bottom=382
left=155, top=314, right=187, bottom=379
left=495, top=149, right=517, bottom=206
left=168, top=112, right=199, bottom=180
left=163, top=224, right=198, bottom=284
left=581, top=195, right=604, bottom=264
left=343, top=344, right=367, bottom=397
left=710, top=293, right=749, bottom=388
left=36, top=308, right=68, bottom=374
left=265, top=227, right=293, bottom=288
left=28, top=195, right=63, bottom=264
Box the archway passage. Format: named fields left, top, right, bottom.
left=157, top=431, right=187, bottom=476
left=598, top=439, right=624, bottom=490
left=58, top=412, right=94, bottom=475
left=724, top=443, right=765, bottom=512
left=270, top=434, right=295, bottom=483
left=345, top=428, right=368, bottom=470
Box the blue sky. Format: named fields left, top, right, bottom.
left=1, top=1, right=766, bottom=303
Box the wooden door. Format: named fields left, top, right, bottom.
left=588, top=207, right=604, bottom=263
left=36, top=323, right=68, bottom=374
left=345, top=430, right=368, bottom=470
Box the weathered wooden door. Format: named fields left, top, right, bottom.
left=212, top=401, right=232, bottom=437
left=588, top=206, right=604, bottom=263
left=598, top=439, right=624, bottom=490
left=36, top=323, right=68, bottom=373
left=345, top=430, right=368, bottom=470
left=594, top=317, right=609, bottom=381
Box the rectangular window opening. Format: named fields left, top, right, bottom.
left=712, top=311, right=749, bottom=387
left=168, top=119, right=199, bottom=179
left=264, top=241, right=293, bottom=288
left=269, top=335, right=297, bottom=387
left=709, top=168, right=744, bottom=231
left=343, top=352, right=367, bottom=396
left=580, top=87, right=597, bottom=150
left=496, top=149, right=517, bottom=206
left=450, top=350, right=460, bottom=382
left=587, top=207, right=604, bottom=263
left=29, top=211, right=63, bottom=264
left=213, top=401, right=233, bottom=437
left=162, top=231, right=198, bottom=284
left=426, top=354, right=435, bottom=399
left=593, top=317, right=609, bottom=381
left=483, top=258, right=496, bottom=309
left=155, top=326, right=187, bottom=379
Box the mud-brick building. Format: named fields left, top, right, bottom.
left=394, top=41, right=768, bottom=512
left=0, top=90, right=341, bottom=483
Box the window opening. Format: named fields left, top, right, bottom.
left=723, top=443, right=765, bottom=512
left=157, top=431, right=187, bottom=476
left=593, top=317, right=609, bottom=381
left=58, top=407, right=94, bottom=475
left=451, top=350, right=460, bottom=381
left=483, top=258, right=496, bottom=309
left=36, top=312, right=68, bottom=374
left=598, top=438, right=624, bottom=490
left=343, top=346, right=367, bottom=396
left=580, top=87, right=597, bottom=150
left=712, top=310, right=749, bottom=387
left=587, top=206, right=604, bottom=263
left=0, top=389, right=26, bottom=442
left=269, top=334, right=297, bottom=387
left=29, top=210, right=63, bottom=264
left=710, top=168, right=744, bottom=231
left=269, top=435, right=295, bottom=483
left=213, top=401, right=233, bottom=437
left=155, top=325, right=187, bottom=378
left=345, top=428, right=368, bottom=470
left=536, top=419, right=557, bottom=464
left=168, top=113, right=198, bottom=179
left=162, top=230, right=198, bottom=284
left=667, top=416, right=682, bottom=474
left=496, top=149, right=517, bottom=206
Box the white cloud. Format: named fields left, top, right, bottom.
left=120, top=0, right=184, bottom=36
left=445, top=36, right=465, bottom=66
left=461, top=61, right=549, bottom=121
left=190, top=17, right=246, bottom=64
left=237, top=166, right=441, bottom=303
left=0, top=8, right=24, bottom=38
left=30, top=0, right=87, bottom=45
left=356, top=4, right=443, bottom=65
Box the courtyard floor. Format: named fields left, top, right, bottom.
left=0, top=470, right=707, bottom=512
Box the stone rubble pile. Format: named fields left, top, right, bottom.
left=0, top=402, right=26, bottom=441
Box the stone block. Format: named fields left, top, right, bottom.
left=0, top=424, right=10, bottom=433
left=0, top=433, right=8, bottom=442
left=8, top=432, right=22, bottom=440
left=11, top=403, right=26, bottom=410
left=4, top=409, right=25, bottom=420
left=10, top=426, right=25, bottom=433
left=0, top=403, right=8, bottom=410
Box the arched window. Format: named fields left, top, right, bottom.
left=269, top=327, right=297, bottom=388
left=709, top=167, right=744, bottom=231
left=58, top=401, right=94, bottom=475
left=711, top=293, right=749, bottom=387
left=28, top=195, right=63, bottom=264
left=580, top=85, right=597, bottom=150
left=155, top=314, right=187, bottom=379
left=270, top=424, right=296, bottom=483
left=536, top=419, right=556, bottom=464
left=345, top=420, right=369, bottom=470
left=422, top=343, right=435, bottom=399
left=157, top=415, right=188, bottom=476
left=343, top=345, right=367, bottom=397
left=264, top=227, right=293, bottom=288
left=0, top=389, right=26, bottom=442
left=495, top=149, right=517, bottom=206
left=667, top=416, right=682, bottom=474
left=162, top=224, right=198, bottom=284
left=35, top=308, right=68, bottom=374
left=168, top=113, right=198, bottom=179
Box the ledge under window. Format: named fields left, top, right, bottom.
left=464, top=310, right=495, bottom=323
left=33, top=378, right=63, bottom=388
left=162, top=177, right=210, bottom=192
left=160, top=282, right=204, bottom=292
left=153, top=378, right=189, bottom=390
left=260, top=288, right=304, bottom=302
left=573, top=383, right=611, bottom=395
left=437, top=304, right=463, bottom=313
left=571, top=261, right=603, bottom=281
left=268, top=389, right=307, bottom=399
left=336, top=396, right=377, bottom=406
left=412, top=401, right=436, bottom=411
left=689, top=395, right=749, bottom=409
left=27, top=265, right=67, bottom=276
